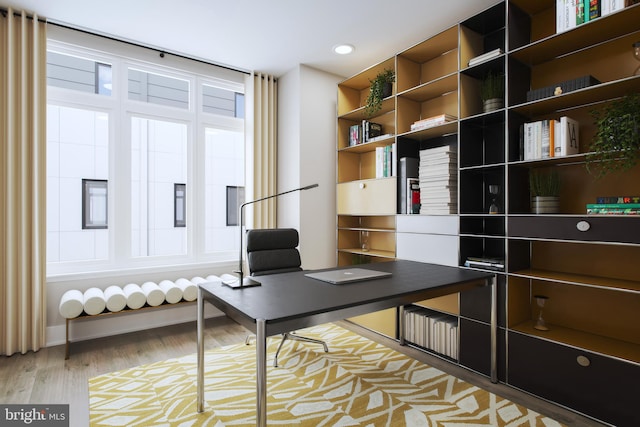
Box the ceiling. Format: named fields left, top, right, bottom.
left=2, top=0, right=499, bottom=78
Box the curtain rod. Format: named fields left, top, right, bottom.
left=1, top=6, right=250, bottom=76
left=48, top=20, right=251, bottom=76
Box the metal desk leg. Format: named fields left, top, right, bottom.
left=197, top=287, right=205, bottom=413
left=490, top=274, right=498, bottom=384
left=256, top=319, right=267, bottom=427
left=398, top=305, right=406, bottom=346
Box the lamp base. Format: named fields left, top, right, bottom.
left=222, top=276, right=262, bottom=289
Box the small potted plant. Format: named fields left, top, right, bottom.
left=586, top=93, right=640, bottom=180
left=529, top=169, right=560, bottom=214
left=480, top=71, right=504, bottom=113
left=365, top=69, right=395, bottom=117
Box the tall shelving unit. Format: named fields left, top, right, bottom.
left=336, top=1, right=640, bottom=424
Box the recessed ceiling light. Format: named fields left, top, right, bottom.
left=333, top=44, right=354, bottom=55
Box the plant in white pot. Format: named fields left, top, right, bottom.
left=529, top=169, right=560, bottom=214
left=480, top=71, right=504, bottom=113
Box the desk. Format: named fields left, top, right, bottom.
left=197, top=260, right=496, bottom=426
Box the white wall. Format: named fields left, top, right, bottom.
left=277, top=65, right=342, bottom=270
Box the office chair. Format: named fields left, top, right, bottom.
left=246, top=228, right=329, bottom=367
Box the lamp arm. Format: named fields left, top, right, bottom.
left=229, top=183, right=319, bottom=288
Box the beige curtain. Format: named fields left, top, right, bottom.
left=0, top=9, right=47, bottom=356
left=251, top=73, right=278, bottom=229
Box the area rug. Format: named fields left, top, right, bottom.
left=89, top=323, right=563, bottom=426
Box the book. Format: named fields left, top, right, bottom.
left=398, top=157, right=419, bottom=214
left=410, top=114, right=457, bottom=131
left=588, top=0, right=601, bottom=20
left=362, top=120, right=382, bottom=143
left=587, top=203, right=640, bottom=208
left=464, top=256, right=505, bottom=271
left=601, top=0, right=625, bottom=15
left=596, top=196, right=640, bottom=204
left=407, top=178, right=420, bottom=214
left=587, top=206, right=640, bottom=215
left=349, top=124, right=361, bottom=146
left=557, top=116, right=580, bottom=156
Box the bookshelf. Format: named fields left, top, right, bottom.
left=336, top=1, right=639, bottom=424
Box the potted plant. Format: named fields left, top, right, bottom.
left=529, top=169, right=560, bottom=214
left=365, top=69, right=395, bottom=117
left=586, top=93, right=640, bottom=180
left=480, top=71, right=504, bottom=113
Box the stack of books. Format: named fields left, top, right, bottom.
left=410, top=114, right=456, bottom=132
left=464, top=256, right=505, bottom=271
left=418, top=145, right=458, bottom=214
left=468, top=48, right=503, bottom=67
left=521, top=116, right=579, bottom=160
left=404, top=306, right=458, bottom=360
left=587, top=196, right=640, bottom=215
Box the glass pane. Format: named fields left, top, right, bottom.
left=47, top=51, right=112, bottom=96
left=128, top=69, right=189, bottom=109
left=204, top=127, right=244, bottom=253
left=47, top=105, right=109, bottom=262
left=131, top=117, right=188, bottom=257
left=83, top=180, right=108, bottom=229
left=203, top=84, right=244, bottom=117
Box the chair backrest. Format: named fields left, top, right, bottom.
left=246, top=228, right=302, bottom=276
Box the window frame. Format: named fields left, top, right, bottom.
left=46, top=30, right=247, bottom=278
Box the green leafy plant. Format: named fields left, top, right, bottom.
left=480, top=71, right=504, bottom=102
left=365, top=69, right=395, bottom=117
left=586, top=94, right=640, bottom=180
left=529, top=169, right=560, bottom=197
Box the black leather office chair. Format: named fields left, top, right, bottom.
left=246, top=228, right=329, bottom=367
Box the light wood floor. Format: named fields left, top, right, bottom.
left=0, top=317, right=606, bottom=427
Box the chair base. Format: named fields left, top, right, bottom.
left=245, top=332, right=329, bottom=367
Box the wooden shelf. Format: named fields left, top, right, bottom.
left=511, top=321, right=640, bottom=364
left=338, top=136, right=395, bottom=154
left=510, top=269, right=640, bottom=293
left=397, top=121, right=458, bottom=141
left=337, top=248, right=396, bottom=259
left=397, top=73, right=458, bottom=102
left=509, top=3, right=640, bottom=64
left=509, top=75, right=640, bottom=117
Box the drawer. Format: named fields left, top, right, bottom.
left=509, top=216, right=640, bottom=244
left=337, top=178, right=396, bottom=215
left=397, top=214, right=459, bottom=234
left=508, top=332, right=640, bottom=426
left=396, top=233, right=458, bottom=266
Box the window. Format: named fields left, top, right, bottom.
left=226, top=186, right=244, bottom=226
left=46, top=31, right=246, bottom=275
left=47, top=51, right=112, bottom=96
left=82, top=179, right=108, bottom=229
left=128, top=68, right=189, bottom=109
left=174, top=184, right=186, bottom=227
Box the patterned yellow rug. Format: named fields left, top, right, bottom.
left=89, top=323, right=563, bottom=426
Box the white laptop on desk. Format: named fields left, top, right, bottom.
left=305, top=268, right=392, bottom=284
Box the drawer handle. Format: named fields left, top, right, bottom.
left=576, top=355, right=590, bottom=367
left=359, top=182, right=366, bottom=189
left=576, top=220, right=590, bottom=232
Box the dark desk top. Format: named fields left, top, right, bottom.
left=199, top=260, right=493, bottom=335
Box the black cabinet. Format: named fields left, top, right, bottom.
left=508, top=332, right=640, bottom=426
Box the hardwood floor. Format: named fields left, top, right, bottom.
left=0, top=317, right=605, bottom=427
